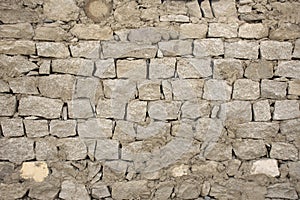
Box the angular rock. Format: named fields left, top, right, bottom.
left=266, top=183, right=298, bottom=200
left=253, top=100, right=271, bottom=121
left=117, top=59, right=147, bottom=80
left=112, top=181, right=149, bottom=200
left=204, top=143, right=232, bottom=161
left=71, top=24, right=113, bottom=40
left=34, top=26, right=70, bottom=41
left=273, top=100, right=300, bottom=120
left=138, top=80, right=161, bottom=101
left=78, top=118, right=112, bottom=139
left=250, top=159, right=280, bottom=177
left=73, top=77, right=102, bottom=105
left=58, top=138, right=87, bottom=160
left=44, top=0, right=79, bottom=21
left=158, top=40, right=192, bottom=56
left=292, top=39, right=300, bottom=58
left=136, top=121, right=170, bottom=140
left=37, top=42, right=69, bottom=58
left=148, top=101, right=181, bottom=121
left=208, top=23, right=238, bottom=38
left=23, top=120, right=49, bottom=138
left=149, top=58, right=176, bottom=79
left=96, top=98, right=126, bottom=119
left=154, top=182, right=174, bottom=200
left=91, top=184, right=111, bottom=199
left=219, top=101, right=252, bottom=123
left=52, top=58, right=94, bottom=76
left=225, top=41, right=259, bottom=59
left=233, top=139, right=267, bottom=160
left=0, top=55, right=38, bottom=76
left=245, top=60, right=274, bottom=80
left=0, top=23, right=34, bottom=39
left=35, top=138, right=58, bottom=161
left=59, top=180, right=90, bottom=200
left=269, top=23, right=300, bottom=41
left=238, top=23, right=268, bottom=39
left=0, top=94, right=16, bottom=117
left=19, top=96, right=63, bottom=119
left=177, top=180, right=201, bottom=199
left=172, top=79, right=204, bottom=100
left=68, top=99, right=94, bottom=119
left=275, top=61, right=300, bottom=79
left=233, top=122, right=279, bottom=139
left=0, top=80, right=9, bottom=92
left=128, top=27, right=162, bottom=44
left=280, top=119, right=300, bottom=148
left=29, top=179, right=60, bottom=200
left=127, top=100, right=147, bottom=122
left=9, top=77, right=38, bottom=94
left=102, top=41, right=157, bottom=58
left=261, top=80, right=287, bottom=99
left=103, top=79, right=137, bottom=100
left=288, top=161, right=300, bottom=180
left=181, top=100, right=210, bottom=119
left=70, top=41, right=100, bottom=58
left=0, top=183, right=28, bottom=199
left=177, top=58, right=212, bottom=78
left=211, top=0, right=237, bottom=17
left=270, top=142, right=298, bottom=161
left=20, top=161, right=49, bottom=182
left=1, top=118, right=24, bottom=137
left=0, top=40, right=35, bottom=55
left=50, top=120, right=76, bottom=138
left=95, top=139, right=119, bottom=160
left=193, top=39, right=224, bottom=58
left=0, top=8, right=38, bottom=23
left=113, top=120, right=136, bottom=142
left=203, top=79, right=231, bottom=100
left=94, top=59, right=116, bottom=78
left=288, top=80, right=300, bottom=96
left=179, top=23, right=207, bottom=39
left=213, top=59, right=243, bottom=83
left=260, top=41, right=293, bottom=60
left=233, top=79, right=260, bottom=100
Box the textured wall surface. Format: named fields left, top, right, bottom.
left=0, top=0, right=300, bottom=199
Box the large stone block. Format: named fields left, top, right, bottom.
left=23, top=120, right=49, bottom=138
left=44, top=0, right=79, bottom=21
left=1, top=119, right=24, bottom=137
left=94, top=59, right=116, bottom=78
left=36, top=42, right=69, bottom=58
left=208, top=23, right=238, bottom=38
left=245, top=60, right=274, bottom=80
left=0, top=8, right=38, bottom=23
left=0, top=94, right=16, bottom=117
left=50, top=120, right=76, bottom=138
left=213, top=59, right=244, bottom=83
left=179, top=23, right=207, bottom=39
left=177, top=58, right=212, bottom=78
left=52, top=58, right=94, bottom=76
left=238, top=23, right=268, bottom=39
left=95, top=139, right=119, bottom=160
left=78, top=118, right=112, bottom=139
left=0, top=55, right=38, bottom=76
left=149, top=58, right=176, bottom=79
left=193, top=39, right=224, bottom=58
left=172, top=79, right=204, bottom=100
left=288, top=80, right=300, bottom=96
left=128, top=27, right=162, bottom=44
left=233, top=122, right=279, bottom=139
left=275, top=61, right=300, bottom=79
left=68, top=99, right=94, bottom=119
left=117, top=59, right=147, bottom=80
left=34, top=26, right=70, bottom=41
left=0, top=23, right=34, bottom=39
left=233, top=79, right=260, bottom=100
left=70, top=24, right=113, bottom=40
left=148, top=101, right=181, bottom=121
left=260, top=41, right=293, bottom=60
left=253, top=100, right=271, bottom=121
left=0, top=40, right=35, bottom=55
left=233, top=139, right=267, bottom=160
left=127, top=100, right=147, bottom=122
left=158, top=40, right=192, bottom=57
left=9, top=77, right=38, bottom=94
left=270, top=142, right=298, bottom=161
left=59, top=180, right=89, bottom=200
left=58, top=138, right=87, bottom=160
left=138, top=80, right=161, bottom=101
left=203, top=79, right=231, bottom=101
left=273, top=100, right=300, bottom=120
left=219, top=101, right=252, bottom=123
left=225, top=41, right=259, bottom=59
left=266, top=183, right=298, bottom=199
left=112, top=181, right=149, bottom=200
left=250, top=159, right=280, bottom=177
left=70, top=41, right=100, bottom=58
left=261, top=80, right=287, bottom=99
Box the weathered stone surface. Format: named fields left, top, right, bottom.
left=193, top=39, right=224, bottom=58
left=0, top=8, right=38, bottom=23
left=273, top=100, right=300, bottom=120
left=289, top=162, right=300, bottom=180
left=260, top=41, right=293, bottom=60
left=213, top=59, right=243, bottom=83
left=158, top=40, right=192, bottom=56
left=253, top=100, right=271, bottom=121
left=149, top=58, right=176, bottom=79
left=84, top=0, right=113, bottom=23
left=0, top=138, right=34, bottom=163
left=136, top=121, right=170, bottom=140
left=58, top=138, right=87, bottom=160
left=102, top=41, right=157, bottom=58
left=113, top=120, right=136, bottom=142
left=38, top=75, right=75, bottom=101
left=211, top=0, right=237, bottom=17
left=0, top=94, right=16, bottom=116
left=78, top=118, right=112, bottom=139
left=95, top=139, right=119, bottom=160
left=293, top=39, right=300, bottom=58
left=9, top=77, right=38, bottom=94
left=269, top=23, right=300, bottom=41
left=172, top=79, right=204, bottom=100
left=177, top=180, right=201, bottom=199
left=0, top=183, right=28, bottom=199
left=95, top=59, right=116, bottom=78
left=117, top=59, right=147, bottom=80
left=169, top=121, right=192, bottom=139
left=68, top=99, right=94, bottom=119
left=127, top=100, right=147, bottom=122
left=191, top=161, right=219, bottom=177
left=20, top=161, right=49, bottom=182
left=44, top=0, right=79, bottom=21
left=0, top=80, right=9, bottom=92
left=148, top=101, right=181, bottom=121
left=19, top=96, right=63, bottom=119
left=0, top=40, right=35, bottom=55
left=238, top=23, right=268, bottom=39
left=96, top=98, right=126, bottom=119
left=225, top=41, right=259, bottom=59
left=73, top=77, right=102, bottom=105
left=270, top=142, right=298, bottom=161
left=59, top=180, right=90, bottom=200
left=261, top=80, right=287, bottom=99
left=280, top=119, right=300, bottom=148
left=266, top=183, right=298, bottom=199
left=35, top=138, right=58, bottom=161
left=233, top=122, right=279, bottom=139
left=1, top=118, right=24, bottom=137
left=24, top=120, right=49, bottom=138
left=208, top=23, right=238, bottom=38
left=50, top=120, right=76, bottom=138
left=103, top=79, right=136, bottom=100
left=160, top=14, right=189, bottom=22
left=179, top=23, right=207, bottom=39
left=37, top=42, right=69, bottom=58
left=177, top=58, right=212, bottom=78
left=0, top=23, right=34, bottom=39
left=181, top=100, right=210, bottom=119
left=114, top=1, right=142, bottom=27
left=154, top=182, right=174, bottom=199
left=233, top=139, right=267, bottom=160
left=52, top=58, right=94, bottom=76
left=275, top=61, right=300, bottom=79
left=288, top=80, right=300, bottom=96
left=203, top=79, right=231, bottom=100
left=138, top=80, right=161, bottom=101
left=219, top=101, right=252, bottom=123
left=29, top=179, right=60, bottom=200
left=245, top=60, right=274, bottom=80
left=34, top=26, right=70, bottom=41
left=71, top=24, right=113, bottom=40
left=128, top=27, right=162, bottom=44
left=233, top=79, right=260, bottom=100
left=70, top=41, right=100, bottom=58
left=91, top=183, right=111, bottom=199
left=250, top=159, right=280, bottom=177
left=112, top=180, right=149, bottom=200
left=204, top=143, right=232, bottom=161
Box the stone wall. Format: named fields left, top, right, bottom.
left=0, top=0, right=300, bottom=199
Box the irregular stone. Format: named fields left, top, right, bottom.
left=37, top=42, right=69, bottom=58
left=233, top=122, right=279, bottom=139
left=114, top=1, right=141, bottom=27
left=149, top=58, right=176, bottom=79
left=128, top=27, right=162, bottom=44
left=0, top=40, right=35, bottom=55
left=253, top=100, right=271, bottom=122
left=35, top=138, right=58, bottom=161
left=0, top=80, right=9, bottom=92
left=191, top=161, right=219, bottom=177
left=177, top=58, right=212, bottom=78
left=148, top=101, right=181, bottom=121
left=84, top=0, right=113, bottom=23
left=24, top=120, right=49, bottom=138
left=0, top=183, right=28, bottom=199
left=203, top=79, right=231, bottom=100
left=70, top=41, right=100, bottom=58
left=95, top=59, right=116, bottom=78
left=9, top=77, right=38, bottom=94
left=211, top=0, right=237, bottom=17
left=0, top=137, right=34, bottom=163
left=195, top=118, right=223, bottom=144
left=28, top=179, right=60, bottom=200
left=266, top=183, right=298, bottom=199
left=280, top=119, right=300, bottom=148
left=95, top=139, right=119, bottom=160
left=0, top=94, right=16, bottom=117
left=250, top=159, right=280, bottom=177
left=288, top=162, right=300, bottom=180
left=117, top=59, right=147, bottom=80
left=73, top=77, right=102, bottom=105
left=261, top=80, right=287, bottom=99
left=96, top=98, right=126, bottom=119
left=68, top=99, right=94, bottom=119
left=103, top=79, right=136, bottom=100
left=225, top=40, right=259, bottom=59
left=193, top=38, right=224, bottom=58
left=58, top=138, right=87, bottom=160
left=245, top=60, right=274, bottom=80
left=273, top=100, right=300, bottom=120
left=0, top=162, right=14, bottom=182
left=0, top=23, right=34, bottom=39
left=181, top=100, right=210, bottom=119
left=172, top=79, right=204, bottom=100
left=50, top=120, right=76, bottom=138
left=219, top=101, right=252, bottom=123
left=292, top=39, right=300, bottom=58
left=91, top=183, right=111, bottom=199
left=270, top=142, right=298, bottom=161
left=177, top=180, right=201, bottom=199
left=102, top=41, right=157, bottom=58
left=34, top=26, right=70, bottom=41
left=138, top=80, right=161, bottom=101
left=160, top=15, right=189, bottom=22
left=213, top=59, right=243, bottom=83
left=233, top=79, right=259, bottom=100
left=0, top=8, right=38, bottom=23
left=78, top=118, right=112, bottom=139
left=171, top=164, right=189, bottom=177
left=1, top=118, right=24, bottom=137
left=233, top=139, right=267, bottom=160
left=154, top=182, right=174, bottom=200
left=238, top=23, right=268, bottom=39
left=208, top=23, right=238, bottom=38
left=71, top=24, right=112, bottom=40
left=59, top=180, right=90, bottom=200
left=162, top=80, right=172, bottom=101
left=275, top=61, right=300, bottom=79
left=113, top=120, right=136, bottom=142
left=127, top=100, right=147, bottom=122
left=270, top=23, right=300, bottom=41
left=260, top=41, right=293, bottom=60
left=20, top=161, right=48, bottom=182
left=158, top=40, right=192, bottom=56
left=44, top=0, right=79, bottom=21
left=288, top=80, right=300, bottom=96
left=179, top=23, right=207, bottom=39
left=112, top=180, right=149, bottom=200
left=136, top=121, right=170, bottom=140
left=19, top=96, right=63, bottom=119
left=204, top=143, right=232, bottom=161
left=52, top=58, right=94, bottom=76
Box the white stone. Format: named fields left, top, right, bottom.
left=275, top=61, right=300, bottom=79
left=172, top=79, right=204, bottom=100
left=250, top=159, right=280, bottom=177
left=179, top=23, right=207, bottom=39
left=181, top=100, right=210, bottom=119
left=95, top=139, right=119, bottom=160
left=148, top=101, right=181, bottom=121
left=158, top=40, right=192, bottom=57
left=127, top=100, right=147, bottom=122
left=238, top=23, right=268, bottom=39
left=208, top=23, right=238, bottom=38
left=44, top=0, right=79, bottom=21
left=68, top=99, right=94, bottom=119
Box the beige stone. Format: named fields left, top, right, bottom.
left=158, top=40, right=192, bottom=57
left=112, top=181, right=149, bottom=200
left=9, top=77, right=38, bottom=94
left=273, top=100, right=300, bottom=120
left=36, top=42, right=69, bottom=58
left=275, top=61, right=300, bottom=79
left=211, top=0, right=237, bottom=17
left=233, top=79, right=260, bottom=100
left=0, top=8, right=38, bottom=23
left=52, top=58, right=94, bottom=76
left=1, top=119, right=24, bottom=137
left=59, top=180, right=90, bottom=200
left=179, top=23, right=207, bottom=39
left=172, top=79, right=204, bottom=100
left=245, top=60, right=274, bottom=80
left=20, top=161, right=49, bottom=182
left=171, top=164, right=189, bottom=177
left=219, top=101, right=252, bottom=123
left=181, top=100, right=210, bottom=119
left=44, top=0, right=79, bottom=21
left=148, top=101, right=181, bottom=121
left=288, top=80, right=300, bottom=96
left=213, top=59, right=244, bottom=83
left=138, top=80, right=161, bottom=101
left=233, top=139, right=267, bottom=160
left=34, top=26, right=70, bottom=41
left=203, top=79, right=231, bottom=100
left=260, top=41, right=293, bottom=60
left=160, top=15, right=189, bottom=22
left=270, top=142, right=298, bottom=161
left=70, top=41, right=100, bottom=58
left=253, top=100, right=271, bottom=122
left=0, top=80, right=9, bottom=92
left=0, top=23, right=34, bottom=39
left=68, top=99, right=94, bottom=119
left=261, top=80, right=287, bottom=99
left=149, top=58, right=176, bottom=79
left=177, top=58, right=212, bottom=78
left=95, top=59, right=116, bottom=78
left=208, top=23, right=238, bottom=38
left=194, top=38, right=224, bottom=58
left=128, top=27, right=162, bottom=44
left=250, top=159, right=280, bottom=177
left=23, top=120, right=49, bottom=138
left=292, top=39, right=300, bottom=58
left=117, top=59, right=147, bottom=80
left=0, top=55, right=38, bottom=76
left=71, top=24, right=113, bottom=40
left=84, top=0, right=113, bottom=23
left=127, top=100, right=147, bottom=123
left=0, top=94, right=16, bottom=117
left=225, top=41, right=259, bottom=59
left=0, top=40, right=35, bottom=55
left=78, top=118, right=112, bottom=139
left=270, top=23, right=300, bottom=41
left=233, top=122, right=279, bottom=139
left=238, top=23, right=268, bottom=39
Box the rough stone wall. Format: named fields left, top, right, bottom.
left=0, top=0, right=300, bottom=199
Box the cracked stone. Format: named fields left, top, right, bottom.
left=250, top=159, right=280, bottom=177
